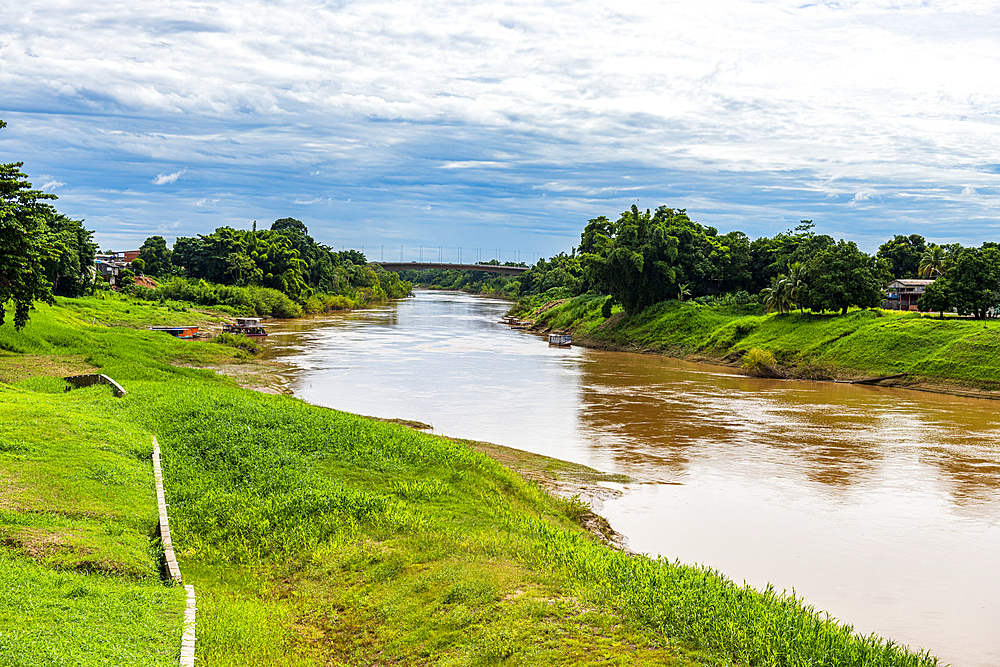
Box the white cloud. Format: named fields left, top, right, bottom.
left=195, top=198, right=218, bottom=208
left=151, top=170, right=186, bottom=186
left=962, top=186, right=978, bottom=196
left=853, top=190, right=876, bottom=203
left=40, top=179, right=66, bottom=190
left=4, top=0, right=1000, bottom=250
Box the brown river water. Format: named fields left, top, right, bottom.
left=263, top=290, right=1000, bottom=666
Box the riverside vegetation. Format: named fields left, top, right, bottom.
left=0, top=294, right=946, bottom=666
left=527, top=294, right=1000, bottom=392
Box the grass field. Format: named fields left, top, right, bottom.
left=0, top=296, right=945, bottom=666
left=533, top=295, right=1000, bottom=391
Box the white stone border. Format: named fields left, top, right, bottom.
left=152, top=436, right=197, bottom=664
left=181, top=584, right=197, bottom=667
left=152, top=436, right=182, bottom=583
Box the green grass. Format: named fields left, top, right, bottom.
left=0, top=549, right=185, bottom=667
left=0, top=380, right=187, bottom=665
left=0, top=295, right=945, bottom=666
left=536, top=295, right=1000, bottom=389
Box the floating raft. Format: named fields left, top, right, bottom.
left=148, top=326, right=199, bottom=339
left=548, top=334, right=572, bottom=346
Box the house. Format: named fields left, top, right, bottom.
left=886, top=278, right=935, bottom=310
left=94, top=251, right=141, bottom=288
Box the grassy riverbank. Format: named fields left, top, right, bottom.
left=530, top=294, right=1000, bottom=394
left=1, top=296, right=944, bottom=665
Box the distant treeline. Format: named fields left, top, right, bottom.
left=132, top=218, right=411, bottom=316
left=411, top=206, right=1000, bottom=319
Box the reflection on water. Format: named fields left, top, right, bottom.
left=264, top=290, right=1000, bottom=666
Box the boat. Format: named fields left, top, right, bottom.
left=222, top=317, right=268, bottom=338
left=548, top=334, right=572, bottom=346
left=148, top=326, right=199, bottom=339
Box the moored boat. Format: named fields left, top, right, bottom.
left=148, top=326, right=199, bottom=339
left=548, top=333, right=572, bottom=346
left=223, top=317, right=268, bottom=338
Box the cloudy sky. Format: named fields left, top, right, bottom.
left=3, top=0, right=1000, bottom=260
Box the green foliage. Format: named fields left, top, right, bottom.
left=877, top=234, right=927, bottom=279
left=164, top=220, right=410, bottom=310
left=741, top=347, right=778, bottom=376
left=0, top=121, right=59, bottom=329
left=938, top=247, right=1000, bottom=319
left=917, top=279, right=950, bottom=318
left=746, top=221, right=834, bottom=294
left=40, top=214, right=97, bottom=298
left=0, top=383, right=186, bottom=665
left=580, top=205, right=681, bottom=314
left=138, top=235, right=173, bottom=277
left=212, top=332, right=263, bottom=355
left=154, top=277, right=303, bottom=318
left=535, top=295, right=1000, bottom=389
left=918, top=245, right=951, bottom=279
left=802, top=241, right=889, bottom=315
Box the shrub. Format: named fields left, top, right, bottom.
left=212, top=332, right=262, bottom=355
left=741, top=347, right=780, bottom=377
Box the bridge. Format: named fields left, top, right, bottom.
left=376, top=262, right=529, bottom=276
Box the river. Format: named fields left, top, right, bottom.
left=263, top=289, right=1000, bottom=666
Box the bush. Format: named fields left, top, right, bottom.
left=741, top=347, right=780, bottom=377
left=155, top=278, right=302, bottom=318
left=212, top=332, right=262, bottom=355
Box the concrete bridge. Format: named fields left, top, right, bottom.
left=376, top=262, right=529, bottom=276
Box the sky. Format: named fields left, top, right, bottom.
left=3, top=0, right=1000, bottom=261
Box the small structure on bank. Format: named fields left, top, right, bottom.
left=885, top=279, right=935, bottom=310
left=548, top=334, right=572, bottom=346
left=223, top=317, right=268, bottom=337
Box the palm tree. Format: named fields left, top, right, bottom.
left=785, top=262, right=808, bottom=312
left=762, top=275, right=793, bottom=314
left=918, top=246, right=948, bottom=278
left=678, top=283, right=691, bottom=301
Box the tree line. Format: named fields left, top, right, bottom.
left=415, top=205, right=1000, bottom=320
left=135, top=218, right=411, bottom=306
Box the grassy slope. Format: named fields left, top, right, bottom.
left=1, top=297, right=943, bottom=666
left=535, top=295, right=1000, bottom=390
left=0, top=382, right=186, bottom=666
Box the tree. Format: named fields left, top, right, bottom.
left=0, top=120, right=60, bottom=329
left=579, top=205, right=680, bottom=314
left=917, top=279, right=950, bottom=318
left=130, top=258, right=145, bottom=275
left=785, top=262, right=808, bottom=312
left=747, top=221, right=835, bottom=294
left=138, top=236, right=173, bottom=277
left=802, top=241, right=889, bottom=315
left=918, top=245, right=950, bottom=278
left=945, top=248, right=999, bottom=319
left=877, top=234, right=926, bottom=278
left=40, top=213, right=97, bottom=297
left=761, top=275, right=791, bottom=314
